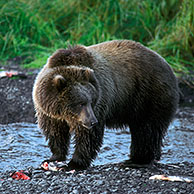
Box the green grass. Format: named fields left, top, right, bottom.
left=0, top=0, right=193, bottom=77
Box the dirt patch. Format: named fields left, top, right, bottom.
left=0, top=74, right=36, bottom=124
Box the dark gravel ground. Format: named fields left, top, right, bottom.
left=0, top=162, right=194, bottom=194
left=0, top=62, right=194, bottom=193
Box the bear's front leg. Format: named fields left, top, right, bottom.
left=37, top=112, right=71, bottom=162
left=67, top=125, right=104, bottom=170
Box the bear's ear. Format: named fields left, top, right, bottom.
left=47, top=49, right=72, bottom=68
left=53, top=75, right=66, bottom=90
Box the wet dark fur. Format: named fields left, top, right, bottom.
left=33, top=40, right=179, bottom=170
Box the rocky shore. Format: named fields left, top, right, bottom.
left=1, top=162, right=194, bottom=193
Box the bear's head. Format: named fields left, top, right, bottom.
left=33, top=65, right=99, bottom=130
left=47, top=46, right=94, bottom=68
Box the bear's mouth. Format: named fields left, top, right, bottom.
left=81, top=123, right=94, bottom=130
left=79, top=119, right=98, bottom=129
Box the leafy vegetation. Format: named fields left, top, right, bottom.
left=0, top=0, right=193, bottom=76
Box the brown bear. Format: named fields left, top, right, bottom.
left=33, top=40, right=179, bottom=170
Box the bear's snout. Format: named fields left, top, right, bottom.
left=78, top=103, right=98, bottom=129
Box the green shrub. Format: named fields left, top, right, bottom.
left=0, top=0, right=193, bottom=75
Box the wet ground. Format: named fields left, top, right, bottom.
left=0, top=108, right=194, bottom=172
left=0, top=108, right=194, bottom=193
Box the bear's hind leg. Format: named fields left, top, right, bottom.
left=38, top=112, right=71, bottom=162
left=125, top=121, right=168, bottom=168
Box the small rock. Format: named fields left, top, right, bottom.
left=172, top=188, right=178, bottom=192
left=45, top=171, right=52, bottom=176
left=33, top=173, right=43, bottom=178
left=72, top=189, right=79, bottom=194
left=96, top=180, right=103, bottom=185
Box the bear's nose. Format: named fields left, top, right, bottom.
left=91, top=120, right=98, bottom=127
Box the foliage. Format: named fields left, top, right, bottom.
left=0, top=0, right=193, bottom=75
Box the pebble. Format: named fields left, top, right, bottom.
left=33, top=169, right=43, bottom=174
left=96, top=180, right=103, bottom=185
left=44, top=171, right=52, bottom=176
left=72, top=189, right=79, bottom=194
left=172, top=188, right=179, bottom=192
left=33, top=173, right=43, bottom=178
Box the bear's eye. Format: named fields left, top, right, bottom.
left=78, top=103, right=87, bottom=108
left=71, top=102, right=87, bottom=113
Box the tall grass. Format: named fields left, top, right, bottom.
left=149, top=0, right=194, bottom=74
left=0, top=0, right=193, bottom=75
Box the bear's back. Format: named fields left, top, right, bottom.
left=87, top=40, right=168, bottom=73
left=87, top=40, right=178, bottom=93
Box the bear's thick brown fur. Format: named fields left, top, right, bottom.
left=33, top=40, right=179, bottom=170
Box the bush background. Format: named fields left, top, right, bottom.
left=0, top=0, right=193, bottom=76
